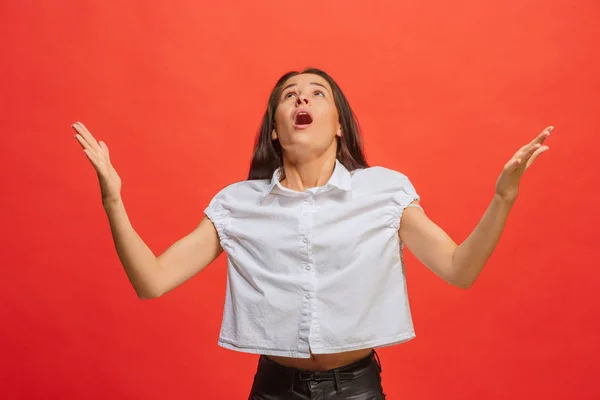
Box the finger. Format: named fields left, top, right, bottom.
left=83, top=149, right=105, bottom=170
left=74, top=133, right=94, bottom=152
left=525, top=145, right=549, bottom=169
left=526, top=143, right=543, bottom=157
left=75, top=133, right=90, bottom=150
left=75, top=133, right=108, bottom=164
left=528, top=126, right=553, bottom=147
left=505, top=157, right=521, bottom=172
left=512, top=142, right=540, bottom=165
left=72, top=121, right=102, bottom=152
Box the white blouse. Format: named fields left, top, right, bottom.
left=204, top=160, right=420, bottom=358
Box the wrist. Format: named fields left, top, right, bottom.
left=102, top=196, right=123, bottom=210
left=493, top=192, right=517, bottom=207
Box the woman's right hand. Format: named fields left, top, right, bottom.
left=73, top=121, right=123, bottom=205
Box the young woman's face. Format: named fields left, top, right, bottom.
left=272, top=73, right=341, bottom=160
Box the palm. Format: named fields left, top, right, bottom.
left=495, top=126, right=553, bottom=201
left=73, top=121, right=123, bottom=203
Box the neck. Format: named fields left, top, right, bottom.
left=280, top=152, right=337, bottom=192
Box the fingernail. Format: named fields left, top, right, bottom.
left=548, top=126, right=554, bottom=132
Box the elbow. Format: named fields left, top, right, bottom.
left=135, top=285, right=163, bottom=300
left=454, top=280, right=473, bottom=290
left=137, top=292, right=157, bottom=300
left=450, top=272, right=475, bottom=290
left=449, top=260, right=477, bottom=290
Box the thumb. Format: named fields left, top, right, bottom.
left=99, top=141, right=110, bottom=159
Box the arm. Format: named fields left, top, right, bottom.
left=400, top=197, right=513, bottom=289
left=73, top=121, right=223, bottom=300
left=399, top=126, right=553, bottom=289
left=104, top=199, right=223, bottom=299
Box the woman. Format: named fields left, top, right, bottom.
left=73, top=68, right=552, bottom=399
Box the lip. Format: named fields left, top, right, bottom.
left=292, top=107, right=313, bottom=129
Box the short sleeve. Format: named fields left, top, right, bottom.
left=204, top=192, right=230, bottom=246
left=389, top=174, right=420, bottom=231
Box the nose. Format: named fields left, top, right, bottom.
left=296, top=94, right=309, bottom=106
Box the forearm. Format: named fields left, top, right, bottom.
left=452, top=194, right=516, bottom=288
left=103, top=198, right=161, bottom=299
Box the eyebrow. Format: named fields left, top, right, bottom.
left=281, top=82, right=330, bottom=94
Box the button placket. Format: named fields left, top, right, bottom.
left=300, top=196, right=314, bottom=274
left=297, top=194, right=317, bottom=352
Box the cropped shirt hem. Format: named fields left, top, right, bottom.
left=217, top=331, right=416, bottom=358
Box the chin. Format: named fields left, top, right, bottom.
left=283, top=140, right=337, bottom=159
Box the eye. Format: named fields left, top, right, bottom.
left=314, top=90, right=324, bottom=96
left=283, top=91, right=296, bottom=99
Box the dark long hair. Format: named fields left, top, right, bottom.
left=247, top=68, right=368, bottom=180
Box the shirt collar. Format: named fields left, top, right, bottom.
left=263, top=159, right=352, bottom=198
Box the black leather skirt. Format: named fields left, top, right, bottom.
left=248, top=350, right=386, bottom=399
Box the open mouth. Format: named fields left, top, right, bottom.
left=293, top=110, right=313, bottom=128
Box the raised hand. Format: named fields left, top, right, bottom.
left=73, top=121, right=122, bottom=205
left=495, top=126, right=553, bottom=201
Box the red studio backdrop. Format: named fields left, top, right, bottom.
left=1, top=1, right=599, bottom=399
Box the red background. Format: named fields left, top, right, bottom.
left=1, top=0, right=599, bottom=399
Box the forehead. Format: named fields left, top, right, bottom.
left=281, top=73, right=332, bottom=91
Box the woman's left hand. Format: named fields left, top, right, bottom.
left=495, top=126, right=553, bottom=202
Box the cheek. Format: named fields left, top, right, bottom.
left=274, top=106, right=289, bottom=127
left=316, top=106, right=338, bottom=127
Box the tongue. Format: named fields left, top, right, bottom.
left=296, top=114, right=313, bottom=125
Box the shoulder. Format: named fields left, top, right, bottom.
left=210, top=179, right=269, bottom=201
left=351, top=166, right=415, bottom=194
left=205, top=179, right=269, bottom=222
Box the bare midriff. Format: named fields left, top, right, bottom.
left=266, top=348, right=373, bottom=371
